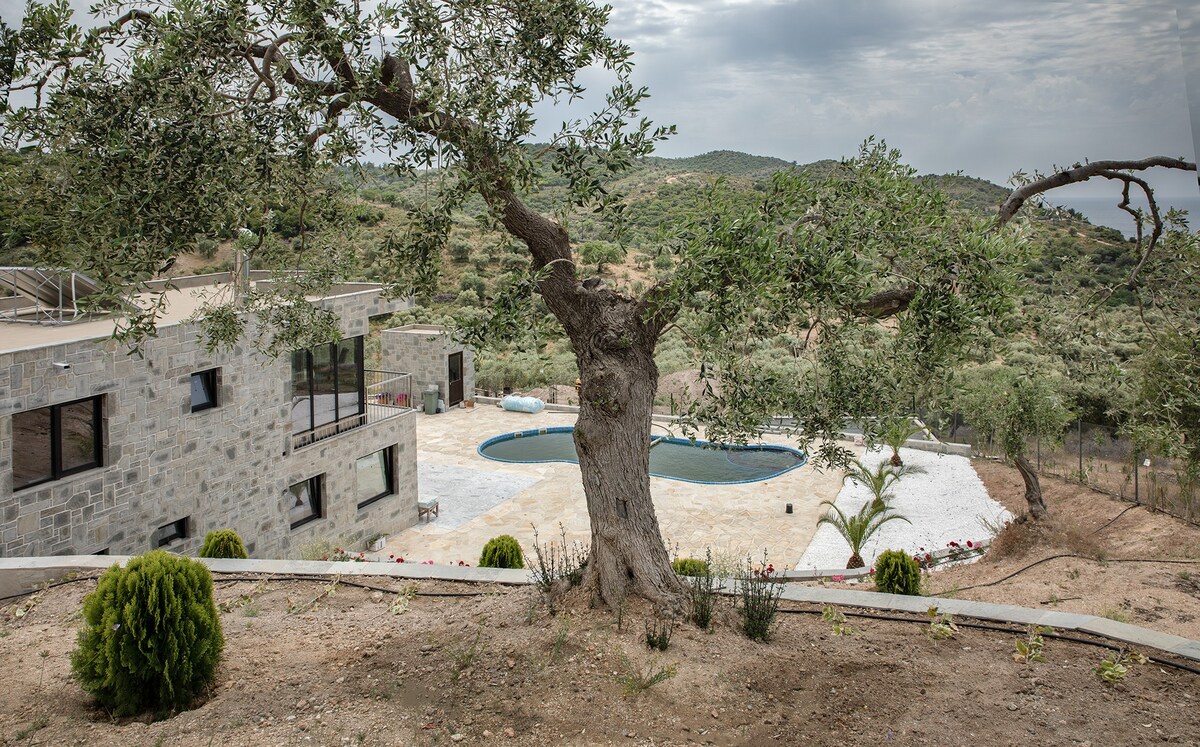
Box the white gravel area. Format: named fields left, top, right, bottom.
left=796, top=446, right=1011, bottom=571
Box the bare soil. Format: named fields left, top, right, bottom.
left=924, top=459, right=1200, bottom=639
left=3, top=460, right=1200, bottom=746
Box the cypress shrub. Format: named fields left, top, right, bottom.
left=70, top=551, right=225, bottom=716
left=671, top=557, right=709, bottom=577
left=479, top=534, right=525, bottom=569
left=874, top=549, right=922, bottom=595
left=197, top=529, right=248, bottom=559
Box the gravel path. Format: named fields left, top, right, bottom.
left=796, top=446, right=1011, bottom=571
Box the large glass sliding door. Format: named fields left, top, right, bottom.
left=290, top=336, right=365, bottom=442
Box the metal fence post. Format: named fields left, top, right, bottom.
left=1077, top=419, right=1083, bottom=482
left=1134, top=451, right=1140, bottom=505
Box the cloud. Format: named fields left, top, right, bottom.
left=555, top=0, right=1197, bottom=196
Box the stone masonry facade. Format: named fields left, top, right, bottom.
left=0, top=283, right=419, bottom=558
left=380, top=324, right=475, bottom=410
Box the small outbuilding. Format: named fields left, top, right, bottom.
left=381, top=325, right=475, bottom=411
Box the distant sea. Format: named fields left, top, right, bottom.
left=1051, top=195, right=1200, bottom=239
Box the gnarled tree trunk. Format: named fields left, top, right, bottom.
left=494, top=194, right=684, bottom=610
left=572, top=340, right=682, bottom=610
left=1013, top=453, right=1048, bottom=520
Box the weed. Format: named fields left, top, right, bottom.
left=1094, top=648, right=1147, bottom=683
left=1099, top=607, right=1130, bottom=623
left=37, top=649, right=50, bottom=690
left=390, top=586, right=418, bottom=615
left=530, top=524, right=589, bottom=594
left=450, top=629, right=486, bottom=677
left=615, top=653, right=678, bottom=697
left=687, top=548, right=718, bottom=631
left=738, top=552, right=783, bottom=643
left=925, top=606, right=958, bottom=640
left=241, top=601, right=260, bottom=618
left=979, top=515, right=1011, bottom=540
left=287, top=579, right=340, bottom=615
left=550, top=616, right=571, bottom=662
left=644, top=619, right=673, bottom=651
left=821, top=605, right=856, bottom=636
left=16, top=716, right=49, bottom=741
left=1067, top=567, right=1082, bottom=580
left=1013, top=627, right=1050, bottom=664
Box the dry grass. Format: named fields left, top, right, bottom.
left=987, top=515, right=1104, bottom=562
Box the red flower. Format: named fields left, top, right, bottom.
left=966, top=540, right=973, bottom=548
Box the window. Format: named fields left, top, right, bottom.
left=287, top=476, right=323, bottom=529
left=11, top=395, right=103, bottom=491
left=356, top=447, right=395, bottom=508
left=152, top=517, right=188, bottom=548
left=291, top=337, right=365, bottom=438
left=190, top=369, right=219, bottom=412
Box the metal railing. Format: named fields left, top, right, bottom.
left=365, top=369, right=414, bottom=415
left=291, top=370, right=413, bottom=450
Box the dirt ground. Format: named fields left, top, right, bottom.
left=3, top=458, right=1200, bottom=746
left=922, top=459, right=1200, bottom=640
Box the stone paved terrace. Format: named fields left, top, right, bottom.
left=382, top=405, right=846, bottom=567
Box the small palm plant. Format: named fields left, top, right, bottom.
left=817, top=500, right=910, bottom=569
left=881, top=417, right=926, bottom=467
left=843, top=459, right=903, bottom=510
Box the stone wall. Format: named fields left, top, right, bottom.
left=380, top=325, right=475, bottom=410
left=0, top=286, right=418, bottom=558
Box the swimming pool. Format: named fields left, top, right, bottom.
left=477, top=426, right=807, bottom=484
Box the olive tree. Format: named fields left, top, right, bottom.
left=4, top=0, right=1191, bottom=608
left=955, top=366, right=1073, bottom=520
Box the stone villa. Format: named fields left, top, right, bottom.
left=0, top=269, right=469, bottom=558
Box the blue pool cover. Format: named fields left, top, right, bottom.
left=477, top=426, right=807, bottom=485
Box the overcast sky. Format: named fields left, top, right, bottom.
left=4, top=0, right=1198, bottom=200
left=568, top=0, right=1200, bottom=200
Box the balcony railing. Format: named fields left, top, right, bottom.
left=365, top=369, right=414, bottom=417
left=291, top=369, right=413, bottom=451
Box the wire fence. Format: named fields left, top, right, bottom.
left=917, top=410, right=1199, bottom=525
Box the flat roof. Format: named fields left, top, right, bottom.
left=0, top=277, right=387, bottom=355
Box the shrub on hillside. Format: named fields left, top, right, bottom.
left=197, top=529, right=248, bottom=559
left=873, top=549, right=922, bottom=595
left=71, top=551, right=224, bottom=716
left=479, top=534, right=525, bottom=569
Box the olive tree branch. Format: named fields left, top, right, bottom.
left=996, top=157, right=1194, bottom=226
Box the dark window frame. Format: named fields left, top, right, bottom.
left=153, top=517, right=188, bottom=548
left=355, top=446, right=396, bottom=509
left=190, top=368, right=219, bottom=412
left=288, top=475, right=324, bottom=530
left=290, top=337, right=365, bottom=438
left=12, top=395, right=104, bottom=491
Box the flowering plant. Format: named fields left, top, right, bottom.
left=325, top=548, right=369, bottom=562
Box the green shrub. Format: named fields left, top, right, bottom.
left=197, top=529, right=248, bottom=559
left=687, top=549, right=718, bottom=631
left=671, top=557, right=709, bottom=577
left=738, top=554, right=783, bottom=643
left=71, top=551, right=224, bottom=716
left=479, top=534, right=525, bottom=569
left=874, top=549, right=922, bottom=595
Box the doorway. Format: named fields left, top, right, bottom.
left=448, top=351, right=464, bottom=407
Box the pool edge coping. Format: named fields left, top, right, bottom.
left=475, top=425, right=810, bottom=485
